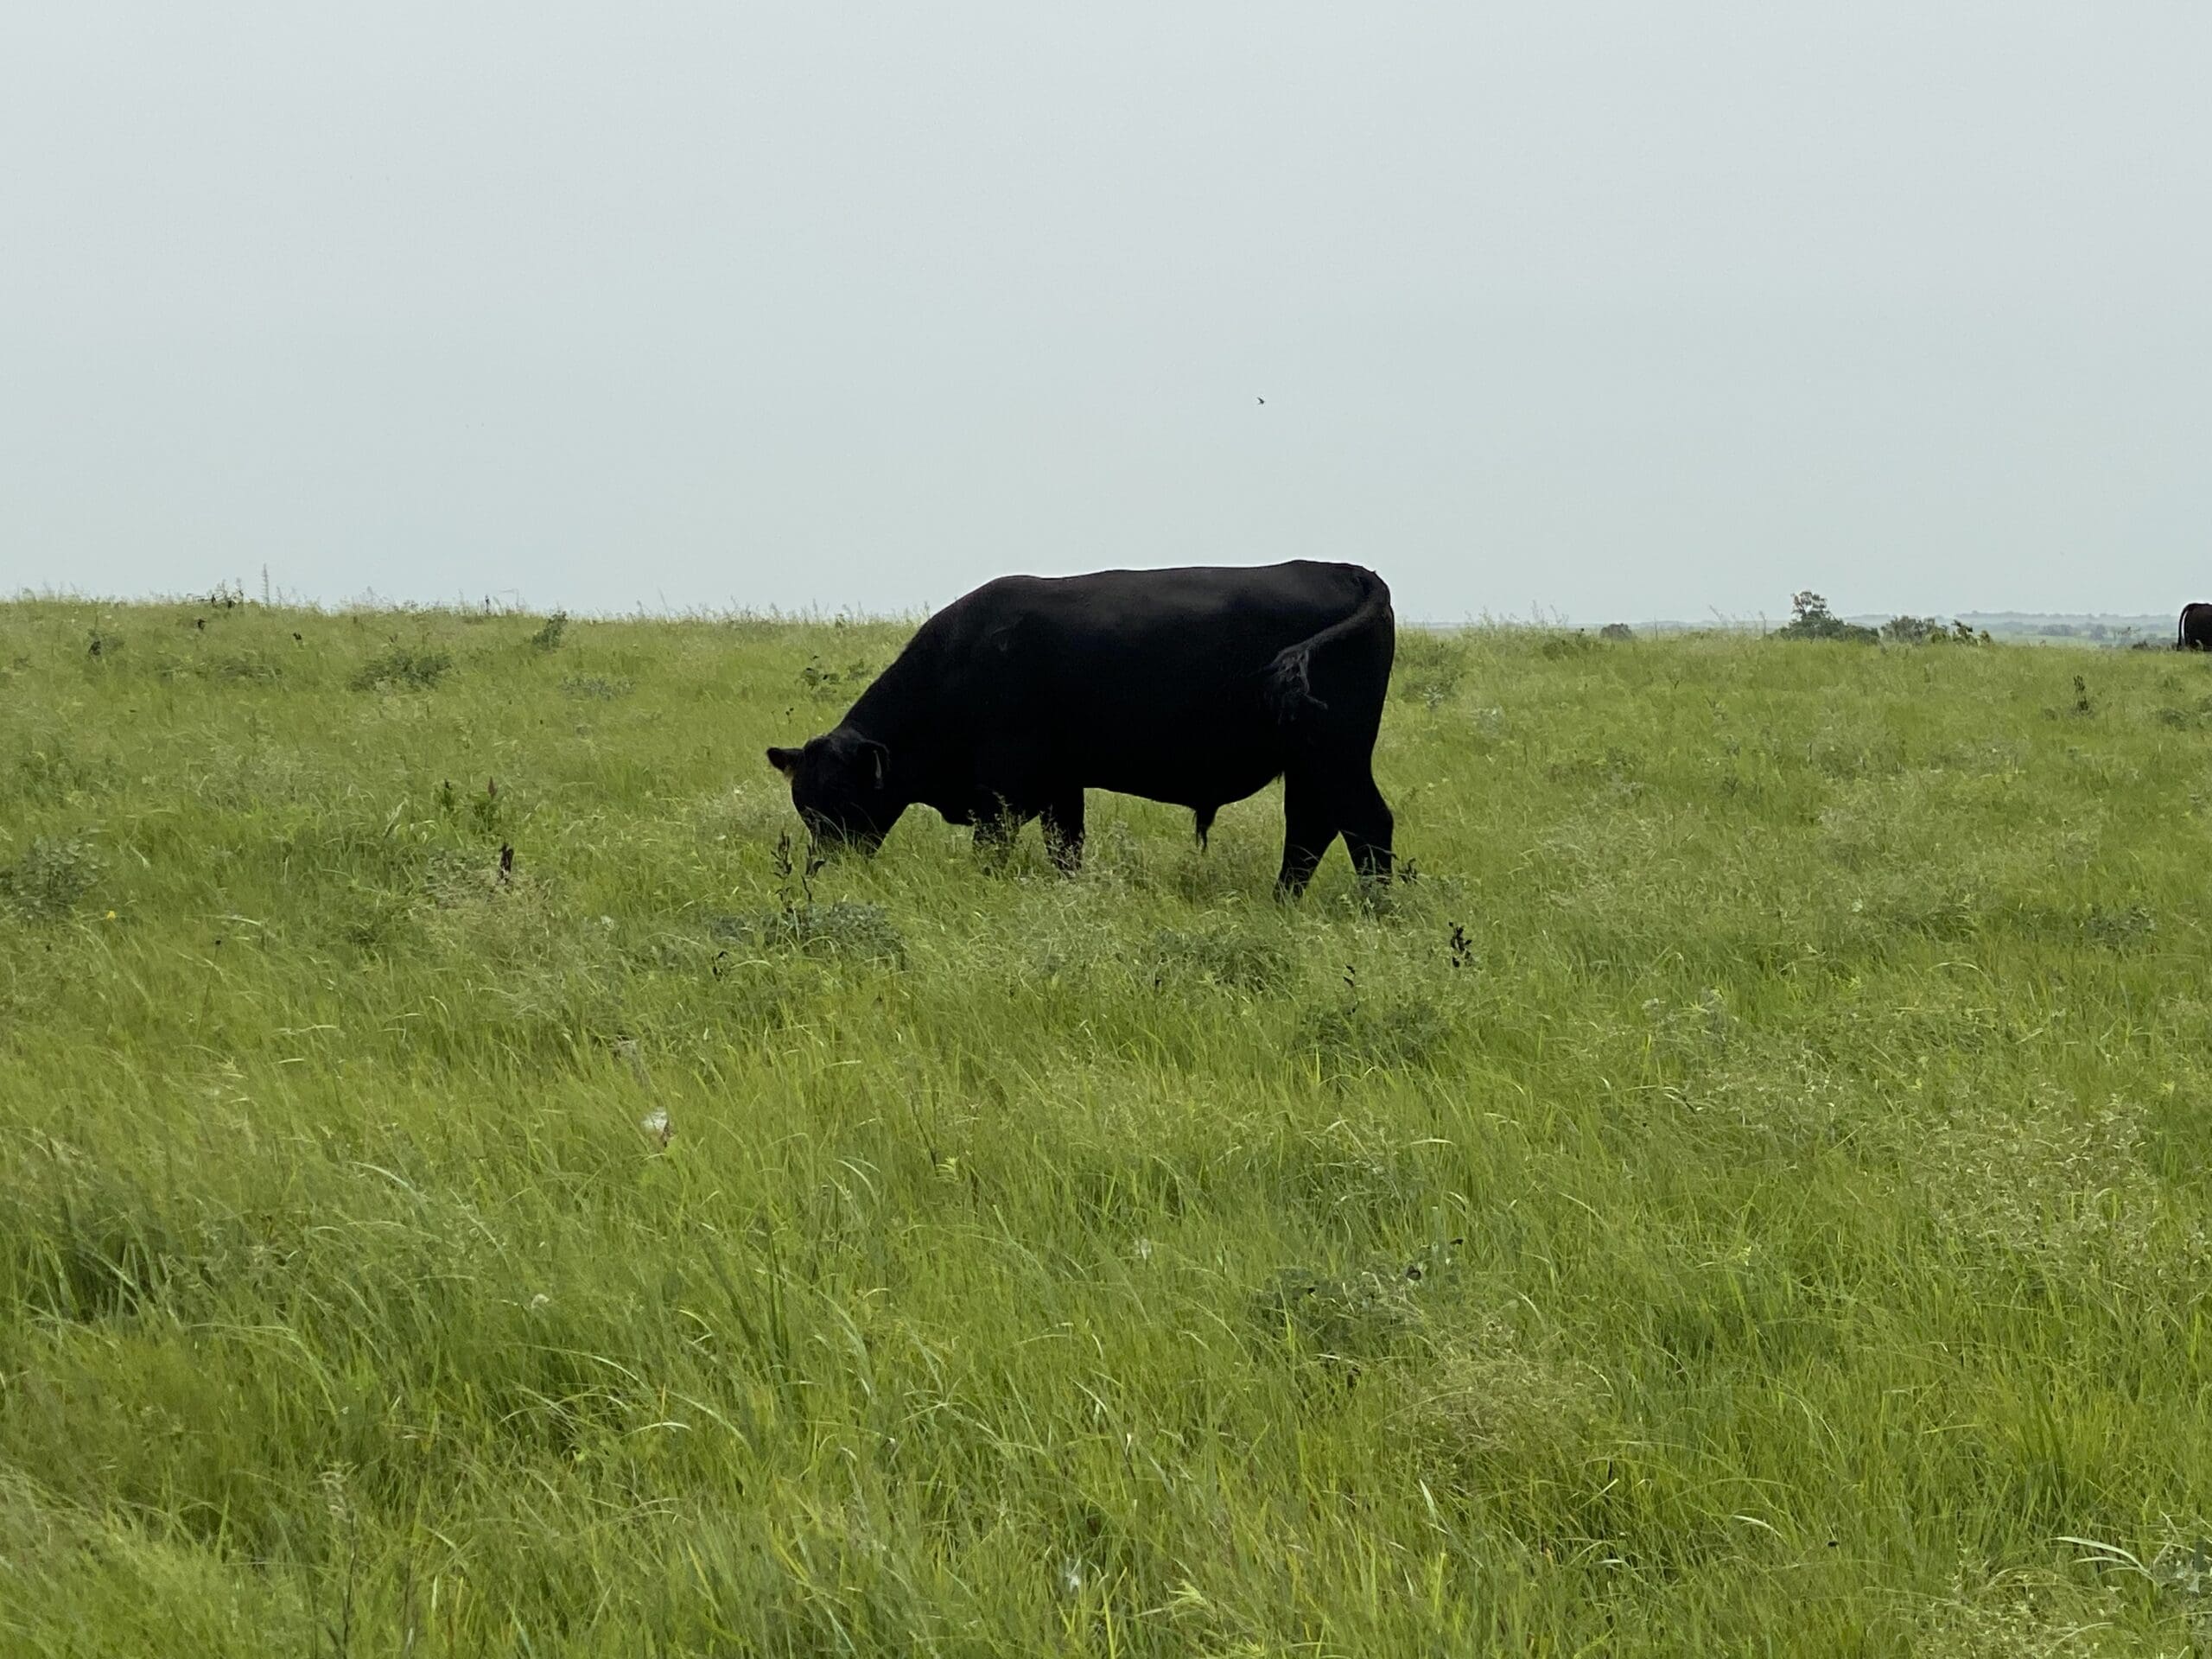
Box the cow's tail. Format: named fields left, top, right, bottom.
left=1262, top=567, right=1394, bottom=721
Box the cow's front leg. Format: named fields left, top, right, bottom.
left=1040, top=788, right=1084, bottom=874
left=971, top=741, right=1044, bottom=872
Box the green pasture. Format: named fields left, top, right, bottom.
left=3, top=597, right=2211, bottom=1655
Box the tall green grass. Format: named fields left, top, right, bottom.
left=3, top=598, right=2211, bottom=1654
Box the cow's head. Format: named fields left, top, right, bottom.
left=766, top=728, right=901, bottom=855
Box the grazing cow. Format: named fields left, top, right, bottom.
left=2182, top=603, right=2212, bottom=651
left=767, top=561, right=1396, bottom=894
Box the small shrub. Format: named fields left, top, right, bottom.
left=350, top=645, right=453, bottom=691
left=1538, top=631, right=1599, bottom=659
left=528, top=611, right=569, bottom=652
left=0, top=836, right=100, bottom=921
left=1599, top=622, right=1633, bottom=641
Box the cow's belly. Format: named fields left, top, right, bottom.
left=1079, top=746, right=1283, bottom=813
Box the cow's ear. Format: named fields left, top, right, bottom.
left=766, top=746, right=800, bottom=779
left=858, top=739, right=889, bottom=788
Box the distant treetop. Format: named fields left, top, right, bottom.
left=1777, top=591, right=1877, bottom=644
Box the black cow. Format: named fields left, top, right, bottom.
left=2182, top=602, right=2212, bottom=651
left=766, top=561, right=1396, bottom=894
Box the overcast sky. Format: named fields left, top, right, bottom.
left=3, top=3, right=2207, bottom=622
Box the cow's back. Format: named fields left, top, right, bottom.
left=949, top=562, right=1389, bottom=808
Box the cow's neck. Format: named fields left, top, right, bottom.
left=838, top=632, right=963, bottom=816
left=840, top=660, right=918, bottom=750
left=839, top=639, right=949, bottom=772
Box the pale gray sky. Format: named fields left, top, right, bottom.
left=3, top=3, right=2207, bottom=622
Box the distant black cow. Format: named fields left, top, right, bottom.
left=2182, top=603, right=2212, bottom=651
left=767, top=561, right=1397, bottom=894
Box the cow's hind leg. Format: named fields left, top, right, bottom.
left=1338, top=771, right=1395, bottom=885
left=1041, top=788, right=1085, bottom=874
left=1275, top=772, right=1340, bottom=898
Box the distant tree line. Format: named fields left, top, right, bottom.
left=1777, top=593, right=1990, bottom=645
